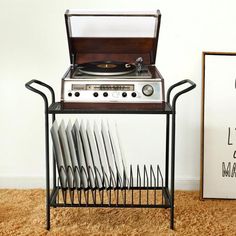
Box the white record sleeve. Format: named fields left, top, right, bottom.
left=107, top=121, right=126, bottom=187
left=58, top=120, right=74, bottom=189
left=66, top=120, right=80, bottom=188
left=80, top=120, right=96, bottom=188
left=86, top=121, right=103, bottom=188
left=101, top=120, right=117, bottom=187
left=50, top=121, right=67, bottom=189
left=73, top=119, right=88, bottom=188
left=94, top=122, right=110, bottom=188
left=114, top=123, right=130, bottom=187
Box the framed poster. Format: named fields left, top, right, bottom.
left=201, top=52, right=236, bottom=199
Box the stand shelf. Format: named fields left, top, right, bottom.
left=25, top=79, right=196, bottom=230
left=48, top=102, right=172, bottom=114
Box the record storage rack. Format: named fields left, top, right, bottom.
left=25, top=79, right=196, bottom=230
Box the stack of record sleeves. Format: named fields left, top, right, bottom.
left=50, top=119, right=129, bottom=190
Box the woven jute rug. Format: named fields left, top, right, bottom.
left=0, top=189, right=235, bottom=235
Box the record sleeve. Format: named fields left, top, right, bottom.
left=66, top=120, right=80, bottom=188
left=50, top=121, right=67, bottom=189
left=73, top=119, right=88, bottom=188
left=112, top=122, right=129, bottom=187
left=80, top=120, right=96, bottom=188
left=58, top=120, right=74, bottom=189
left=107, top=121, right=124, bottom=187
left=86, top=121, right=103, bottom=188
left=94, top=122, right=110, bottom=188
left=101, top=120, right=117, bottom=187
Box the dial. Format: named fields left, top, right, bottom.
left=122, top=92, right=127, bottom=97
left=103, top=92, right=108, bottom=97
left=75, top=92, right=80, bottom=97
left=93, top=92, right=99, bottom=97
left=142, top=84, right=154, bottom=96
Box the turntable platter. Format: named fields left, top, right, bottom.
left=78, top=61, right=136, bottom=76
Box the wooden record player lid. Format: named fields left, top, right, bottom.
left=65, top=10, right=161, bottom=65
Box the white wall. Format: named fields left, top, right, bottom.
left=1, top=0, right=236, bottom=190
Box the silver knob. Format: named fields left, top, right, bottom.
left=142, top=84, right=154, bottom=96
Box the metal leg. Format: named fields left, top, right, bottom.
left=164, top=114, right=170, bottom=208
left=45, top=112, right=50, bottom=230
left=170, top=112, right=176, bottom=230
left=165, top=114, right=170, bottom=189
left=52, top=114, right=57, bottom=208
left=52, top=114, right=56, bottom=190
left=165, top=79, right=196, bottom=229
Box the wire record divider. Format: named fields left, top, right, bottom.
left=55, top=165, right=166, bottom=207
left=25, top=79, right=196, bottom=230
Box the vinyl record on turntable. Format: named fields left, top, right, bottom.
left=78, top=61, right=136, bottom=76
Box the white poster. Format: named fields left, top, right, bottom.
left=202, top=52, right=236, bottom=199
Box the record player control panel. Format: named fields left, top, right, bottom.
left=62, top=80, right=164, bottom=103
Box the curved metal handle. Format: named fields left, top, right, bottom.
left=167, top=79, right=196, bottom=112
left=25, top=79, right=55, bottom=111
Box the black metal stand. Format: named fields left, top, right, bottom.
left=25, top=79, right=196, bottom=230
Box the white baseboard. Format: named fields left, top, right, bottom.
left=0, top=176, right=200, bottom=190
left=0, top=176, right=46, bottom=189
left=175, top=178, right=200, bottom=191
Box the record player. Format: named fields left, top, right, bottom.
left=61, top=10, right=164, bottom=109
